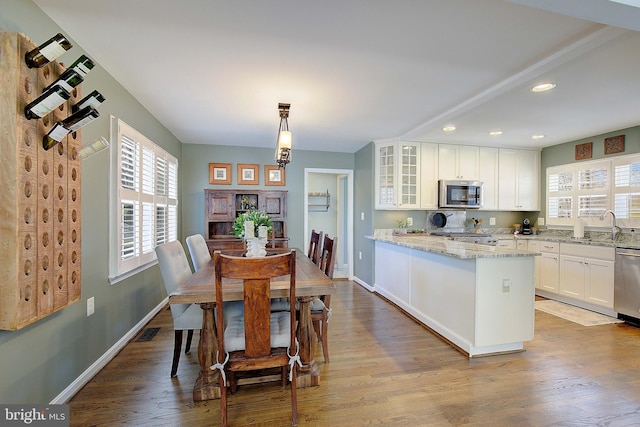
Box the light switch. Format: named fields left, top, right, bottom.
left=360, top=212, right=365, bottom=221
left=490, top=217, right=496, bottom=225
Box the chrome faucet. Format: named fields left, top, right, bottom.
left=600, top=209, right=621, bottom=240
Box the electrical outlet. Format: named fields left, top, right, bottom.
left=538, top=218, right=545, bottom=226
left=359, top=251, right=362, bottom=260
left=490, top=217, right=496, bottom=225
left=87, top=297, right=95, bottom=316
left=407, top=217, right=413, bottom=226
left=502, top=279, right=511, bottom=293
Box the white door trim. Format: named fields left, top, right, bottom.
left=304, top=168, right=354, bottom=280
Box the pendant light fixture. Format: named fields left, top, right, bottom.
left=274, top=103, right=292, bottom=169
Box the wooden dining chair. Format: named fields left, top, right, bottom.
left=155, top=241, right=202, bottom=378
left=312, top=234, right=337, bottom=363
left=307, top=229, right=323, bottom=265
left=213, top=250, right=299, bottom=427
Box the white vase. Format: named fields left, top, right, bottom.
left=245, top=237, right=267, bottom=257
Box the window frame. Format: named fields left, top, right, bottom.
left=109, top=117, right=179, bottom=284
left=546, top=154, right=640, bottom=229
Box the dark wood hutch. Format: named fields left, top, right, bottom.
left=204, top=189, right=288, bottom=253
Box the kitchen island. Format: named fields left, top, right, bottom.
left=369, top=234, right=539, bottom=357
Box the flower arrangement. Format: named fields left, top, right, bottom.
left=232, top=209, right=273, bottom=239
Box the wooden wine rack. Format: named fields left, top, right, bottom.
left=0, top=31, right=82, bottom=330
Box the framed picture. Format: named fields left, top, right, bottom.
left=237, top=163, right=259, bottom=185
left=209, top=163, right=231, bottom=185
left=265, top=165, right=285, bottom=186
left=604, top=135, right=625, bottom=155
left=575, top=142, right=592, bottom=160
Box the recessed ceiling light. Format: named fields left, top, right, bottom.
left=489, top=130, right=503, bottom=136
left=442, top=125, right=456, bottom=132
left=531, top=134, right=545, bottom=140
left=531, top=83, right=556, bottom=93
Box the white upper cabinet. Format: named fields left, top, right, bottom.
left=478, top=147, right=498, bottom=210
left=498, top=148, right=540, bottom=211
left=420, top=142, right=439, bottom=209
left=374, top=141, right=421, bottom=210
left=438, top=144, right=479, bottom=180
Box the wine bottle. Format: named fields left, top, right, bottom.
left=67, top=55, right=95, bottom=78
left=72, top=90, right=105, bottom=113
left=42, top=106, right=100, bottom=150
left=25, top=33, right=72, bottom=68
left=24, top=85, right=71, bottom=120
left=43, top=68, right=84, bottom=93
left=42, top=123, right=71, bottom=150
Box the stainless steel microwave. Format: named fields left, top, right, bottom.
left=438, top=180, right=483, bottom=209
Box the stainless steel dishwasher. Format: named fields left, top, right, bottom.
left=615, top=246, right=640, bottom=324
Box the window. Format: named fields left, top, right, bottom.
left=109, top=118, right=178, bottom=282
left=613, top=154, right=640, bottom=226
left=546, top=154, right=640, bottom=229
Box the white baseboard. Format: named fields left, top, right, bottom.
left=353, top=276, right=374, bottom=292
left=50, top=297, right=169, bottom=404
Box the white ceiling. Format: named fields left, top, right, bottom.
left=33, top=0, right=640, bottom=154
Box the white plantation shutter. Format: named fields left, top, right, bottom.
left=546, top=155, right=640, bottom=230
left=613, top=154, right=640, bottom=227
left=547, top=166, right=575, bottom=225
left=110, top=118, right=179, bottom=281
left=576, top=162, right=609, bottom=224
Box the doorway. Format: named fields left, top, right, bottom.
left=304, top=168, right=354, bottom=279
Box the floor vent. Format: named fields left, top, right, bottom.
left=136, top=327, right=161, bottom=342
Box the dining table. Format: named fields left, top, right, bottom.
left=168, top=248, right=336, bottom=402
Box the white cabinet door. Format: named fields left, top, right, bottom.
left=498, top=149, right=540, bottom=211
left=374, top=141, right=421, bottom=209
left=479, top=147, right=498, bottom=210
left=539, top=252, right=559, bottom=293
left=420, top=142, right=439, bottom=209
left=397, top=143, right=420, bottom=209
left=375, top=142, right=396, bottom=209
left=438, top=144, right=479, bottom=180
left=584, top=258, right=614, bottom=308
left=559, top=255, right=585, bottom=299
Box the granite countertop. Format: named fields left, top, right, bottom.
left=367, top=234, right=539, bottom=260
left=492, top=230, right=640, bottom=250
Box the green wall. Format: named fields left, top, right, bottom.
left=540, top=125, right=640, bottom=219
left=0, top=0, right=182, bottom=403
left=353, top=142, right=375, bottom=285
left=181, top=144, right=354, bottom=252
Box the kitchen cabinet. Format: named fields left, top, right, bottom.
left=559, top=243, right=615, bottom=309
left=374, top=141, right=421, bottom=209
left=420, top=142, right=439, bottom=209
left=373, top=239, right=535, bottom=357
left=498, top=149, right=540, bottom=211
left=438, top=144, right=479, bottom=180
left=528, top=240, right=560, bottom=294
left=204, top=189, right=288, bottom=252
left=478, top=147, right=498, bottom=210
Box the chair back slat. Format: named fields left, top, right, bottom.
left=244, top=278, right=272, bottom=356
left=308, top=229, right=323, bottom=265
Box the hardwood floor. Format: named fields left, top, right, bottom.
left=69, top=281, right=640, bottom=426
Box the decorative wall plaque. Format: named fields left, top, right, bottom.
left=604, top=135, right=625, bottom=155
left=575, top=142, right=592, bottom=160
